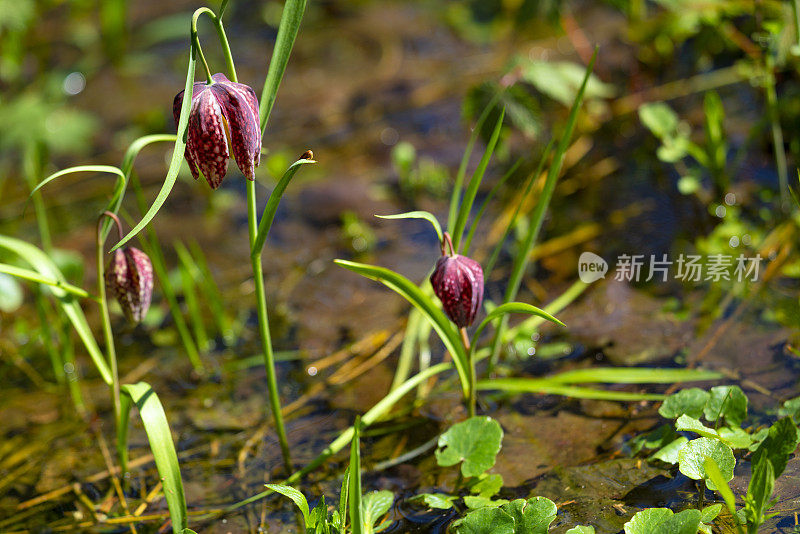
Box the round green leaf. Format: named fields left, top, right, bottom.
left=678, top=437, right=735, bottom=490
left=436, top=416, right=503, bottom=478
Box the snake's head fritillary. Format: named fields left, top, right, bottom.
left=105, top=247, right=154, bottom=323
left=173, top=73, right=261, bottom=189
left=430, top=252, right=484, bottom=328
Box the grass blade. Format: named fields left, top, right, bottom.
left=111, top=48, right=195, bottom=252
left=704, top=457, right=741, bottom=526
left=121, top=382, right=188, bottom=532
left=349, top=416, right=364, bottom=534
left=451, top=108, right=505, bottom=252
left=489, top=48, right=598, bottom=370
left=334, top=259, right=468, bottom=393
left=259, top=0, right=307, bottom=130
left=447, top=91, right=503, bottom=233
left=188, top=239, right=236, bottom=345
left=0, top=263, right=92, bottom=300
left=477, top=378, right=664, bottom=401
left=376, top=211, right=443, bottom=243
left=471, top=301, right=564, bottom=352
left=546, top=367, right=722, bottom=384
left=252, top=157, right=315, bottom=254
left=462, top=157, right=523, bottom=256
left=484, top=140, right=554, bottom=278
left=29, top=165, right=125, bottom=198
left=504, top=279, right=587, bottom=341
left=0, top=235, right=112, bottom=385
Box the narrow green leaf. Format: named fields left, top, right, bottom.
left=0, top=263, right=92, bottom=300
left=448, top=91, right=502, bottom=235
left=111, top=49, right=195, bottom=252
left=472, top=302, right=564, bottom=347
left=503, top=279, right=587, bottom=341
left=478, top=378, right=663, bottom=401
left=105, top=134, right=177, bottom=240
left=489, top=48, right=598, bottom=369
left=546, top=367, right=721, bottom=385
left=265, top=484, right=310, bottom=526
left=462, top=158, right=522, bottom=255
left=121, top=382, right=188, bottom=532
left=338, top=466, right=350, bottom=532
left=252, top=158, right=315, bottom=254
left=704, top=457, right=739, bottom=519
left=334, top=259, right=469, bottom=393
left=484, top=140, right=554, bottom=278
left=0, top=235, right=111, bottom=385
left=452, top=108, right=505, bottom=252
left=349, top=417, right=364, bottom=534
left=260, top=0, right=307, bottom=130
left=30, top=165, right=125, bottom=199
left=375, top=211, right=443, bottom=243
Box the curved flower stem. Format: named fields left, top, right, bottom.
left=460, top=327, right=475, bottom=418
left=96, top=211, right=127, bottom=476
left=191, top=8, right=215, bottom=82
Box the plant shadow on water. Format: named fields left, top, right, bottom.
left=2, top=0, right=800, bottom=533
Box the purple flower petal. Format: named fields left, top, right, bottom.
left=430, top=254, right=484, bottom=328
left=105, top=247, right=154, bottom=323
left=187, top=90, right=229, bottom=189
left=210, top=75, right=261, bottom=180
left=172, top=74, right=262, bottom=188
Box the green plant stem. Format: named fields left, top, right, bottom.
left=191, top=8, right=215, bottom=82
left=764, top=54, right=789, bottom=209
left=461, top=327, right=475, bottom=418
left=199, top=3, right=294, bottom=474
left=248, top=181, right=292, bottom=475
left=96, top=213, right=125, bottom=476
left=23, top=143, right=52, bottom=252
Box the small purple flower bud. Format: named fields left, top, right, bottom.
left=105, top=247, right=154, bottom=323
left=173, top=73, right=261, bottom=189
left=430, top=252, right=484, bottom=328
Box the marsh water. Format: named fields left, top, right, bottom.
left=1, top=1, right=799, bottom=532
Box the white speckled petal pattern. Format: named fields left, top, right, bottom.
left=105, top=247, right=154, bottom=323
left=210, top=73, right=261, bottom=180
left=173, top=74, right=261, bottom=189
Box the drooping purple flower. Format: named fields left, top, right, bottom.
left=430, top=252, right=484, bottom=328
left=105, top=247, right=154, bottom=323
left=173, top=73, right=261, bottom=189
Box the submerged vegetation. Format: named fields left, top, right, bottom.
left=2, top=0, right=800, bottom=532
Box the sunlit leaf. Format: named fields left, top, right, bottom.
left=678, top=437, right=735, bottom=490
left=436, top=416, right=503, bottom=478
left=112, top=48, right=195, bottom=252
left=334, top=259, right=469, bottom=393
left=120, top=382, right=188, bottom=532
left=375, top=211, right=443, bottom=243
